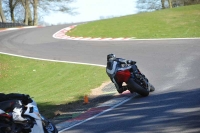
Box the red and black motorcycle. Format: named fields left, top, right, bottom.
left=106, top=54, right=155, bottom=96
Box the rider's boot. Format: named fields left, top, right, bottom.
left=117, top=86, right=128, bottom=93
left=150, top=84, right=155, bottom=92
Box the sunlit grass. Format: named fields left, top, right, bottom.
left=67, top=4, right=200, bottom=39
left=0, top=54, right=109, bottom=117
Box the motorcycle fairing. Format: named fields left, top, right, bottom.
left=0, top=109, right=5, bottom=114
left=107, top=60, right=132, bottom=90
left=24, top=101, right=44, bottom=133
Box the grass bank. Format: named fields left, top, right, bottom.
left=0, top=54, right=109, bottom=117
left=67, top=4, right=200, bottom=39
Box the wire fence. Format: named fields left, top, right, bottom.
left=0, top=22, right=27, bottom=28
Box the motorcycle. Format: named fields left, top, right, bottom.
left=106, top=54, right=155, bottom=96
left=0, top=98, right=58, bottom=133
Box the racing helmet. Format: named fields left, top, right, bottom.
left=107, top=54, right=116, bottom=61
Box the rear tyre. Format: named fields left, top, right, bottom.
left=127, top=79, right=149, bottom=97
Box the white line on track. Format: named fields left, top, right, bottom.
left=0, top=52, right=105, bottom=67
left=58, top=95, right=135, bottom=133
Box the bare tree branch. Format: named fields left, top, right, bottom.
left=0, top=0, right=7, bottom=22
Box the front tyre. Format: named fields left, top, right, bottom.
left=44, top=122, right=58, bottom=133
left=127, top=78, right=149, bottom=97
left=42, top=116, right=58, bottom=133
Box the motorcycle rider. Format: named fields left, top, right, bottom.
left=106, top=53, right=151, bottom=94
left=0, top=93, right=32, bottom=122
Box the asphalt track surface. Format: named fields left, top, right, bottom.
left=0, top=24, right=200, bottom=133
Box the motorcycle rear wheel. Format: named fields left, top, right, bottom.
left=127, top=78, right=149, bottom=97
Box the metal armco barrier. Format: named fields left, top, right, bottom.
left=0, top=22, right=26, bottom=28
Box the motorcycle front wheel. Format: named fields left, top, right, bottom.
left=127, top=78, right=149, bottom=97
left=42, top=116, right=58, bottom=133
left=44, top=122, right=58, bottom=133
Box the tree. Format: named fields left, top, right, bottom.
left=33, top=0, right=38, bottom=25
left=0, top=0, right=6, bottom=22
left=161, top=0, right=165, bottom=9
left=33, top=0, right=77, bottom=25
left=168, top=0, right=172, bottom=8
left=21, top=0, right=33, bottom=25
left=24, top=0, right=29, bottom=25
left=9, top=0, right=20, bottom=23
left=183, top=0, right=200, bottom=5
left=137, top=0, right=200, bottom=12
left=29, top=0, right=77, bottom=25
left=1, top=0, right=76, bottom=25
left=136, top=0, right=162, bottom=12
left=2, top=0, right=24, bottom=23
left=38, top=0, right=77, bottom=15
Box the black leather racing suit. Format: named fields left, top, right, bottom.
left=106, top=58, right=140, bottom=93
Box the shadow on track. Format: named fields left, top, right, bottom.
left=68, top=88, right=200, bottom=133
left=37, top=94, right=115, bottom=121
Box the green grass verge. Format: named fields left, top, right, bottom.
left=0, top=54, right=109, bottom=117
left=67, top=4, right=200, bottom=39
